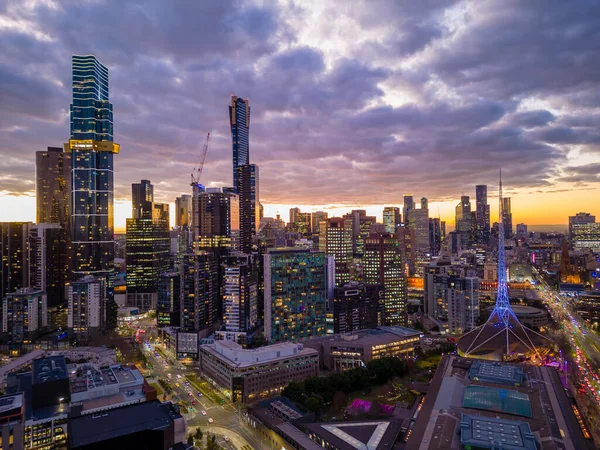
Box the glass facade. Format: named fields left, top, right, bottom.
left=265, top=249, right=327, bottom=342
left=238, top=164, right=259, bottom=253
left=68, top=55, right=118, bottom=277
left=229, top=96, right=250, bottom=193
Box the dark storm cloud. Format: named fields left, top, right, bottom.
left=0, top=0, right=599, bottom=210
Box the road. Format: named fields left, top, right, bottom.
left=533, top=269, right=600, bottom=440
left=137, top=335, right=269, bottom=450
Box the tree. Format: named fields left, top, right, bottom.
left=187, top=434, right=194, bottom=446
left=195, top=428, right=203, bottom=441
left=332, top=391, right=348, bottom=411
left=305, top=395, right=325, bottom=413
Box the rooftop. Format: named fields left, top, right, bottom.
left=203, top=340, right=318, bottom=367
left=301, top=326, right=422, bottom=347
left=468, top=361, right=526, bottom=386
left=304, top=420, right=402, bottom=450
left=33, top=356, right=68, bottom=385
left=68, top=400, right=181, bottom=447
left=460, top=413, right=537, bottom=450
left=463, top=386, right=532, bottom=417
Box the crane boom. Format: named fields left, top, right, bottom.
left=190, top=132, right=211, bottom=185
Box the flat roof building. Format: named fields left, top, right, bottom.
left=198, top=340, right=318, bottom=403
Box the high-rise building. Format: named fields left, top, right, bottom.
left=175, top=194, right=192, bottom=228
left=403, top=195, right=414, bottom=226
left=408, top=208, right=430, bottom=253
left=68, top=275, right=106, bottom=343
left=291, top=212, right=312, bottom=235
left=342, top=210, right=376, bottom=257
left=229, top=95, right=250, bottom=193
left=421, top=197, right=428, bottom=210
left=332, top=282, right=383, bottom=334
left=429, top=218, right=442, bottom=257
left=383, top=207, right=401, bottom=234
left=29, top=223, right=70, bottom=307
left=311, top=211, right=328, bottom=235
left=475, top=185, right=490, bottom=244
left=264, top=249, right=327, bottom=342
left=36, top=147, right=72, bottom=228
left=1, top=222, right=32, bottom=303
left=131, top=179, right=153, bottom=219
left=2, top=288, right=47, bottom=343
left=126, top=180, right=170, bottom=312
left=516, top=223, right=528, bottom=239
left=289, top=207, right=300, bottom=228
left=66, top=55, right=119, bottom=280
left=319, top=218, right=353, bottom=286
left=196, top=188, right=240, bottom=240
left=157, top=271, right=181, bottom=328
left=502, top=197, right=513, bottom=239
left=363, top=233, right=407, bottom=326
left=238, top=164, right=259, bottom=253
left=569, top=213, right=599, bottom=252
left=455, top=195, right=472, bottom=249
left=180, top=251, right=218, bottom=336
left=219, top=253, right=258, bottom=344
left=447, top=276, right=479, bottom=335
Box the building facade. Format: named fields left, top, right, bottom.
left=264, top=249, right=327, bottom=342
left=36, top=147, right=72, bottom=228
left=446, top=276, right=479, bottom=335
left=198, top=340, right=318, bottom=403
left=319, top=218, right=353, bottom=286
left=157, top=272, right=181, bottom=328
left=332, top=282, right=383, bottom=334
left=475, top=185, right=490, bottom=245
left=230, top=96, right=250, bottom=193
left=0, top=222, right=32, bottom=304
left=222, top=253, right=258, bottom=340
left=383, top=207, right=401, bottom=234
left=175, top=194, right=192, bottom=228
left=68, top=276, right=106, bottom=343
left=2, top=288, right=47, bottom=343
left=238, top=164, right=259, bottom=253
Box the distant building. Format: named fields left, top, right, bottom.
left=2, top=288, right=47, bottom=343
left=301, top=326, right=421, bottom=372
left=319, top=218, right=353, bottom=286
left=403, top=195, right=414, bottom=226
left=238, top=164, right=259, bottom=253
left=516, top=223, right=528, bottom=239
left=475, top=185, right=490, bottom=245
left=383, top=207, right=401, bottom=234
left=502, top=197, right=513, bottom=239
left=333, top=283, right=383, bottom=334
left=447, top=277, right=479, bottom=335
left=180, top=252, right=218, bottom=336
left=175, top=194, right=192, bottom=228
left=264, top=249, right=327, bottom=342
left=455, top=196, right=472, bottom=249
left=68, top=276, right=106, bottom=343
left=311, top=211, right=328, bottom=235
left=198, top=340, right=318, bottom=403
left=363, top=233, right=407, bottom=326
left=0, top=222, right=32, bottom=301
left=157, top=272, right=181, bottom=328
left=569, top=213, right=600, bottom=252
left=230, top=95, right=250, bottom=194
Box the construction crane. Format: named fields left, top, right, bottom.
left=190, top=132, right=211, bottom=186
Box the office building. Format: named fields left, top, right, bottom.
left=68, top=276, right=106, bottom=343
left=126, top=180, right=170, bottom=312
left=569, top=212, right=595, bottom=238
left=423, top=257, right=453, bottom=319
left=302, top=326, right=421, bottom=372
left=289, top=207, right=300, bottom=228
left=516, top=223, right=528, bottom=239
left=66, top=55, right=119, bottom=279
left=0, top=222, right=32, bottom=304
left=332, top=282, right=383, bottom=334
left=311, top=211, right=328, bottom=235
left=502, top=197, right=513, bottom=238
left=196, top=188, right=240, bottom=239
left=230, top=95, right=250, bottom=193
left=175, top=194, right=192, bottom=228
left=406, top=355, right=592, bottom=450
left=264, top=249, right=327, bottom=342
left=2, top=288, right=47, bottom=343
left=238, top=164, right=259, bottom=253
left=319, top=218, right=353, bottom=286
left=220, top=253, right=258, bottom=343
left=343, top=210, right=376, bottom=257
left=180, top=251, right=218, bottom=336
left=363, top=233, right=407, bottom=326
left=131, top=179, right=153, bottom=219
left=0, top=393, right=25, bottom=450
left=421, top=197, right=428, bottom=210
left=446, top=276, right=479, bottom=335
left=475, top=184, right=490, bottom=245
left=569, top=213, right=600, bottom=252
left=429, top=217, right=442, bottom=256
left=403, top=195, right=414, bottom=226
left=455, top=195, right=473, bottom=249
left=291, top=211, right=312, bottom=235
left=36, top=147, right=71, bottom=228
left=198, top=340, right=318, bottom=403
left=28, top=223, right=70, bottom=307
left=383, top=207, right=401, bottom=234
left=408, top=207, right=429, bottom=253
left=157, top=272, right=181, bottom=328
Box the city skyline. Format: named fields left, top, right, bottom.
left=1, top=1, right=600, bottom=229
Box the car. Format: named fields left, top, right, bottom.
left=188, top=392, right=193, bottom=397
left=176, top=374, right=182, bottom=379
left=197, top=392, right=203, bottom=397
left=201, top=410, right=207, bottom=416
left=192, top=401, right=196, bottom=405
left=184, top=381, right=190, bottom=386
left=224, top=437, right=230, bottom=442
left=208, top=418, right=214, bottom=423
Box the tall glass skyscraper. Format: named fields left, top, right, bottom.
left=65, top=55, right=119, bottom=278
left=229, top=96, right=250, bottom=193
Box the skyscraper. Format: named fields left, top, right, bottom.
left=421, top=197, right=428, bottom=210
left=403, top=195, right=414, bottom=225
left=455, top=196, right=472, bottom=249
left=36, top=147, right=72, bottom=227
left=229, top=96, right=250, bottom=193
left=238, top=164, right=259, bottom=253
left=157, top=271, right=181, bottom=328
left=68, top=275, right=106, bottom=343
left=363, top=233, right=407, bottom=326
left=1, top=222, right=32, bottom=302
left=264, top=249, right=327, bottom=342
left=332, top=282, right=383, bottom=333
left=175, top=194, right=192, bottom=228
left=383, top=207, right=401, bottom=234
left=2, top=288, right=47, bottom=343
left=66, top=55, right=119, bottom=279
left=311, top=211, right=328, bottom=235
left=126, top=180, right=170, bottom=311
left=475, top=185, right=490, bottom=244
left=319, top=218, right=353, bottom=286
left=502, top=197, right=513, bottom=238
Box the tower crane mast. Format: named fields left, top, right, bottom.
left=190, top=132, right=211, bottom=186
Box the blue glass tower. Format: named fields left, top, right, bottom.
left=65, top=55, right=119, bottom=277
left=229, top=96, right=250, bottom=193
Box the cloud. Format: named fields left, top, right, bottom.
left=0, top=0, right=599, bottom=219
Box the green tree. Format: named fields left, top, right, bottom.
left=195, top=428, right=203, bottom=441
left=187, top=434, right=194, bottom=446
left=305, top=395, right=325, bottom=413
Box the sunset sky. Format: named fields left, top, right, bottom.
left=1, top=0, right=599, bottom=231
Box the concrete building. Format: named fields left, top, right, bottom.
left=301, top=326, right=422, bottom=372
left=175, top=194, right=192, bottom=228
left=0, top=392, right=25, bottom=450
left=2, top=288, right=47, bottom=343
left=447, top=277, right=479, bottom=335
left=264, top=249, right=327, bottom=342
left=332, top=283, right=383, bottom=334
left=382, top=207, right=401, bottom=234
left=198, top=340, right=318, bottom=403
left=68, top=276, right=106, bottom=343
left=319, top=218, right=353, bottom=286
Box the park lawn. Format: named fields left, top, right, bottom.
left=415, top=354, right=441, bottom=371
